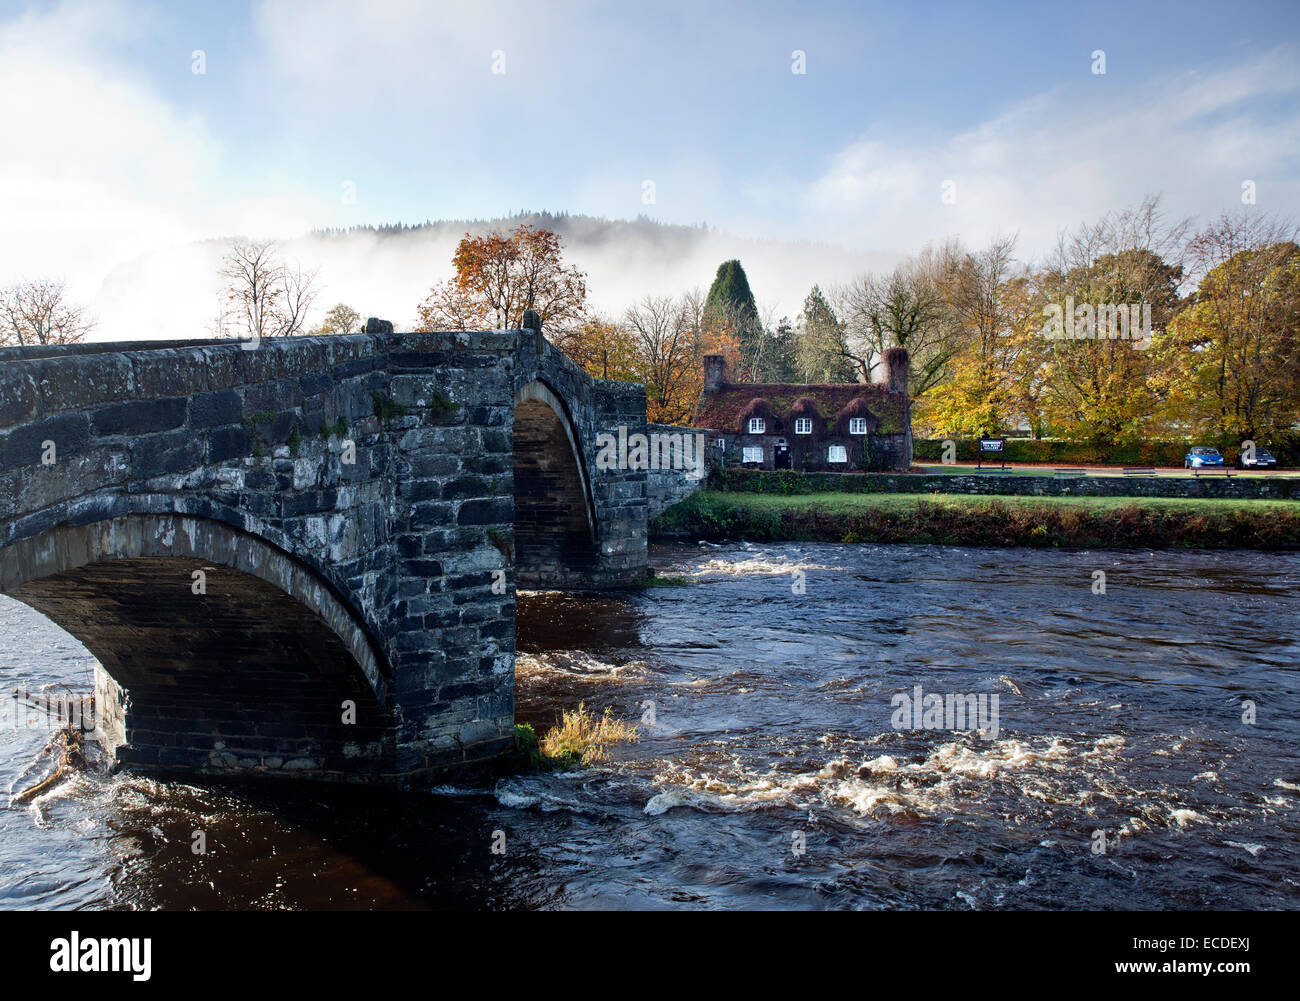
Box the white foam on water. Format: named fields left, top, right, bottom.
left=515, top=651, right=643, bottom=681
left=860, top=755, right=902, bottom=774
left=644, top=787, right=708, bottom=815
left=495, top=789, right=541, bottom=810
left=642, top=734, right=1140, bottom=822
left=1226, top=841, right=1265, bottom=857
left=427, top=784, right=484, bottom=798
left=689, top=555, right=835, bottom=578
left=493, top=778, right=598, bottom=815
left=644, top=765, right=822, bottom=815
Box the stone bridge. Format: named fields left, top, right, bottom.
left=0, top=324, right=652, bottom=788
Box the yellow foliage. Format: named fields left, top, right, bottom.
left=540, top=702, right=639, bottom=764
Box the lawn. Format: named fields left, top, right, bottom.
left=719, top=491, right=1299, bottom=516
left=913, top=463, right=1300, bottom=479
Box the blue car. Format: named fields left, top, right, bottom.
left=1184, top=446, right=1225, bottom=469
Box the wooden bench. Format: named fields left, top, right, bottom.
left=1054, top=467, right=1087, bottom=477
left=1122, top=466, right=1156, bottom=477
left=1193, top=467, right=1234, bottom=478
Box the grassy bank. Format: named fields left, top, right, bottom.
left=706, top=467, right=1300, bottom=498
left=652, top=491, right=1300, bottom=549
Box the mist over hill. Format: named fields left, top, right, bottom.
left=89, top=212, right=902, bottom=342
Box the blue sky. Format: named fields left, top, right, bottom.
left=1, top=0, right=1298, bottom=333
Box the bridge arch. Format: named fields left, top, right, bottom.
left=0, top=328, right=651, bottom=786
left=0, top=514, right=393, bottom=782
left=512, top=378, right=600, bottom=586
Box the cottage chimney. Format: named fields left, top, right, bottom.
left=883, top=347, right=910, bottom=395
left=703, top=354, right=726, bottom=392
left=883, top=346, right=913, bottom=470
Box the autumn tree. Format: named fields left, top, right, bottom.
left=1165, top=212, right=1300, bottom=438
left=218, top=240, right=319, bottom=341
left=1035, top=197, right=1188, bottom=443
left=310, top=302, right=362, bottom=336
left=0, top=279, right=95, bottom=346
left=417, top=224, right=587, bottom=332
left=922, top=236, right=1023, bottom=437
left=624, top=295, right=702, bottom=424
left=552, top=315, right=641, bottom=382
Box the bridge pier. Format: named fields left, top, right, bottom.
left=0, top=329, right=652, bottom=788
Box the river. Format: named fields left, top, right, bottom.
left=2, top=542, right=1298, bottom=909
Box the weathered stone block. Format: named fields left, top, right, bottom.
left=191, top=389, right=243, bottom=428
left=0, top=413, right=91, bottom=469
left=92, top=398, right=187, bottom=437
left=456, top=497, right=513, bottom=525
left=130, top=430, right=205, bottom=477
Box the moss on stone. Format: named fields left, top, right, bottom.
left=370, top=389, right=408, bottom=423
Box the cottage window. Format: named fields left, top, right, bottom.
left=827, top=445, right=847, bottom=463
left=848, top=417, right=868, bottom=435
left=742, top=446, right=763, bottom=464
left=716, top=438, right=726, bottom=448
left=794, top=417, right=812, bottom=435
left=748, top=417, right=765, bottom=434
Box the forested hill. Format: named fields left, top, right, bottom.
left=91, top=212, right=890, bottom=343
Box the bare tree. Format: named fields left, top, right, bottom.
left=277, top=262, right=319, bottom=337
left=944, top=236, right=1021, bottom=383
left=624, top=295, right=699, bottom=423
left=836, top=239, right=964, bottom=392
left=1184, top=208, right=1297, bottom=281
left=0, top=279, right=96, bottom=346
left=1050, top=194, right=1190, bottom=278
left=218, top=239, right=319, bottom=341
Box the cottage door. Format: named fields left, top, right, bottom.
left=774, top=444, right=791, bottom=469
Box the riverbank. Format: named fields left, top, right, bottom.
left=652, top=490, right=1300, bottom=549
left=706, top=467, right=1300, bottom=499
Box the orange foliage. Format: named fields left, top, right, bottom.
left=417, top=225, right=587, bottom=332
left=552, top=317, right=641, bottom=383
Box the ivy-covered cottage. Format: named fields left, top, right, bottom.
left=694, top=348, right=913, bottom=472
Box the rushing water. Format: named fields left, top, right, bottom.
left=2, top=542, right=1298, bottom=910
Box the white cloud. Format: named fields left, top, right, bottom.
left=0, top=1, right=343, bottom=339
left=2, top=1, right=1297, bottom=341
left=0, top=2, right=208, bottom=286
left=803, top=47, right=1300, bottom=262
